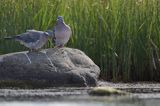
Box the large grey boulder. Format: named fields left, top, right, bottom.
left=0, top=48, right=100, bottom=88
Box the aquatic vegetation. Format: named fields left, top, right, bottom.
left=0, top=0, right=160, bottom=81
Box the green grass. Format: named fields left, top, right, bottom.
left=0, top=0, right=160, bottom=82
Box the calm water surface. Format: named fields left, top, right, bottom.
left=0, top=86, right=160, bottom=106
left=0, top=99, right=160, bottom=106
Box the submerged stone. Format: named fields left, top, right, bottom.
left=89, top=87, right=128, bottom=96
left=0, top=48, right=100, bottom=88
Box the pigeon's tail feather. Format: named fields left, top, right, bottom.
left=4, top=36, right=20, bottom=40
left=4, top=36, right=15, bottom=39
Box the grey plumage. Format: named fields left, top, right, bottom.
left=53, top=16, right=72, bottom=47
left=4, top=29, right=52, bottom=51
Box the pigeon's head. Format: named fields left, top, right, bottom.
left=56, top=16, right=64, bottom=23
left=44, top=30, right=54, bottom=38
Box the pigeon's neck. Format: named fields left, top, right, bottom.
left=57, top=21, right=65, bottom=25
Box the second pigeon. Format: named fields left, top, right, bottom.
left=53, top=16, right=72, bottom=48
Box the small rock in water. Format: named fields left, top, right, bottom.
left=89, top=87, right=128, bottom=96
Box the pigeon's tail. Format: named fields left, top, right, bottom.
left=4, top=37, right=15, bottom=40
left=4, top=36, right=16, bottom=40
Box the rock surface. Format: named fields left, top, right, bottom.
left=0, top=48, right=100, bottom=88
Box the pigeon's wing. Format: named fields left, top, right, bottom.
left=27, top=30, right=43, bottom=43
left=28, top=29, right=50, bottom=36
left=66, top=25, right=72, bottom=37
left=15, top=31, right=41, bottom=43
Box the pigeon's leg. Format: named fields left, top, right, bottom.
left=28, top=49, right=36, bottom=52
left=54, top=45, right=63, bottom=48
left=58, top=44, right=64, bottom=48
left=32, top=49, right=40, bottom=52
left=29, top=49, right=33, bottom=53
left=36, top=48, right=41, bottom=52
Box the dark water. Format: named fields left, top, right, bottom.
left=0, top=87, right=160, bottom=106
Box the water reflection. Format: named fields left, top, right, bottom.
left=0, top=101, right=144, bottom=106
left=0, top=87, right=160, bottom=106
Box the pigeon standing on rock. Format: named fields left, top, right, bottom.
left=53, top=16, right=72, bottom=47
left=4, top=30, right=53, bottom=52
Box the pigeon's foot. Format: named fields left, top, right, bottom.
left=35, top=48, right=42, bottom=52
left=58, top=45, right=64, bottom=48
left=53, top=45, right=64, bottom=49
left=28, top=49, right=41, bottom=53
left=28, top=49, right=33, bottom=53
